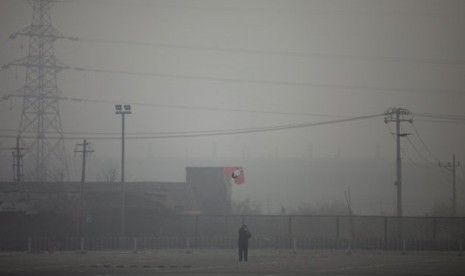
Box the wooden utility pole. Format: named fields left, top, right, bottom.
left=384, top=108, right=413, bottom=217
left=115, top=104, right=132, bottom=237
left=439, top=154, right=461, bottom=216
left=74, top=139, right=94, bottom=237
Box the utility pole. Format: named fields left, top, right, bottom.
left=115, top=104, right=131, bottom=237
left=75, top=140, right=93, bottom=183
left=344, top=188, right=353, bottom=216
left=439, top=154, right=461, bottom=216
left=11, top=136, right=24, bottom=182
left=344, top=188, right=354, bottom=253
left=384, top=108, right=413, bottom=217
left=74, top=140, right=94, bottom=237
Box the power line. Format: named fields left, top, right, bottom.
left=407, top=121, right=465, bottom=181
left=69, top=36, right=465, bottom=66
left=415, top=113, right=465, bottom=121
left=3, top=87, right=464, bottom=123
left=385, top=123, right=427, bottom=169
left=0, top=113, right=384, bottom=140
left=0, top=92, right=357, bottom=119
left=53, top=95, right=351, bottom=119
left=400, top=125, right=435, bottom=165
left=55, top=0, right=465, bottom=19
left=414, top=119, right=465, bottom=125
left=3, top=88, right=465, bottom=121
left=3, top=2, right=463, bottom=67
left=410, top=123, right=442, bottom=163
left=404, top=137, right=436, bottom=166
left=9, top=62, right=461, bottom=95
left=397, top=122, right=462, bottom=186
left=4, top=43, right=465, bottom=96
left=438, top=154, right=461, bottom=216
left=66, top=66, right=465, bottom=96
left=391, top=124, right=459, bottom=186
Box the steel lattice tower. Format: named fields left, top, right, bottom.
left=7, top=0, right=68, bottom=182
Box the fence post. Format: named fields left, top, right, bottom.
left=384, top=216, right=388, bottom=251
left=79, top=237, right=86, bottom=253
left=27, top=237, right=32, bottom=253
left=132, top=237, right=137, bottom=253
left=432, top=217, right=437, bottom=240
left=458, top=240, right=463, bottom=256
left=185, top=237, right=192, bottom=254
left=346, top=239, right=352, bottom=255
left=194, top=215, right=198, bottom=249
left=336, top=216, right=339, bottom=240
left=288, top=215, right=293, bottom=249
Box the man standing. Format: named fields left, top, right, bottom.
left=238, top=224, right=252, bottom=262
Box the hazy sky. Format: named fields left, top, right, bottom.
left=0, top=0, right=464, bottom=214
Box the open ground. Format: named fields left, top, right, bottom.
left=0, top=249, right=464, bottom=276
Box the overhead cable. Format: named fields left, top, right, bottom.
left=0, top=113, right=384, bottom=140
left=68, top=66, right=465, bottom=95
left=70, top=36, right=465, bottom=66
left=410, top=123, right=442, bottom=163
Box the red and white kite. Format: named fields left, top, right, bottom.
left=223, top=167, right=245, bottom=185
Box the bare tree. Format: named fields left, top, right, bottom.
left=291, top=200, right=351, bottom=216
left=231, top=196, right=262, bottom=215
left=97, top=161, right=119, bottom=188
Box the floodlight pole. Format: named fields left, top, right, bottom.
left=115, top=105, right=131, bottom=237
left=121, top=112, right=126, bottom=237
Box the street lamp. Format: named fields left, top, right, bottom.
left=115, top=104, right=131, bottom=237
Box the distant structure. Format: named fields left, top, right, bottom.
left=5, top=0, right=68, bottom=181
left=187, top=167, right=232, bottom=214
left=0, top=167, right=234, bottom=236
left=0, top=167, right=233, bottom=215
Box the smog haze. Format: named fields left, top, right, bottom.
left=0, top=0, right=464, bottom=216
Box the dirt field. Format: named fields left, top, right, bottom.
left=0, top=249, right=464, bottom=275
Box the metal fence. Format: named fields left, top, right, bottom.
left=1, top=215, right=464, bottom=252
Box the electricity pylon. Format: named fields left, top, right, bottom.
left=4, top=0, right=68, bottom=181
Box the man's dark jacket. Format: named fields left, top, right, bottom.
left=238, top=227, right=251, bottom=247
